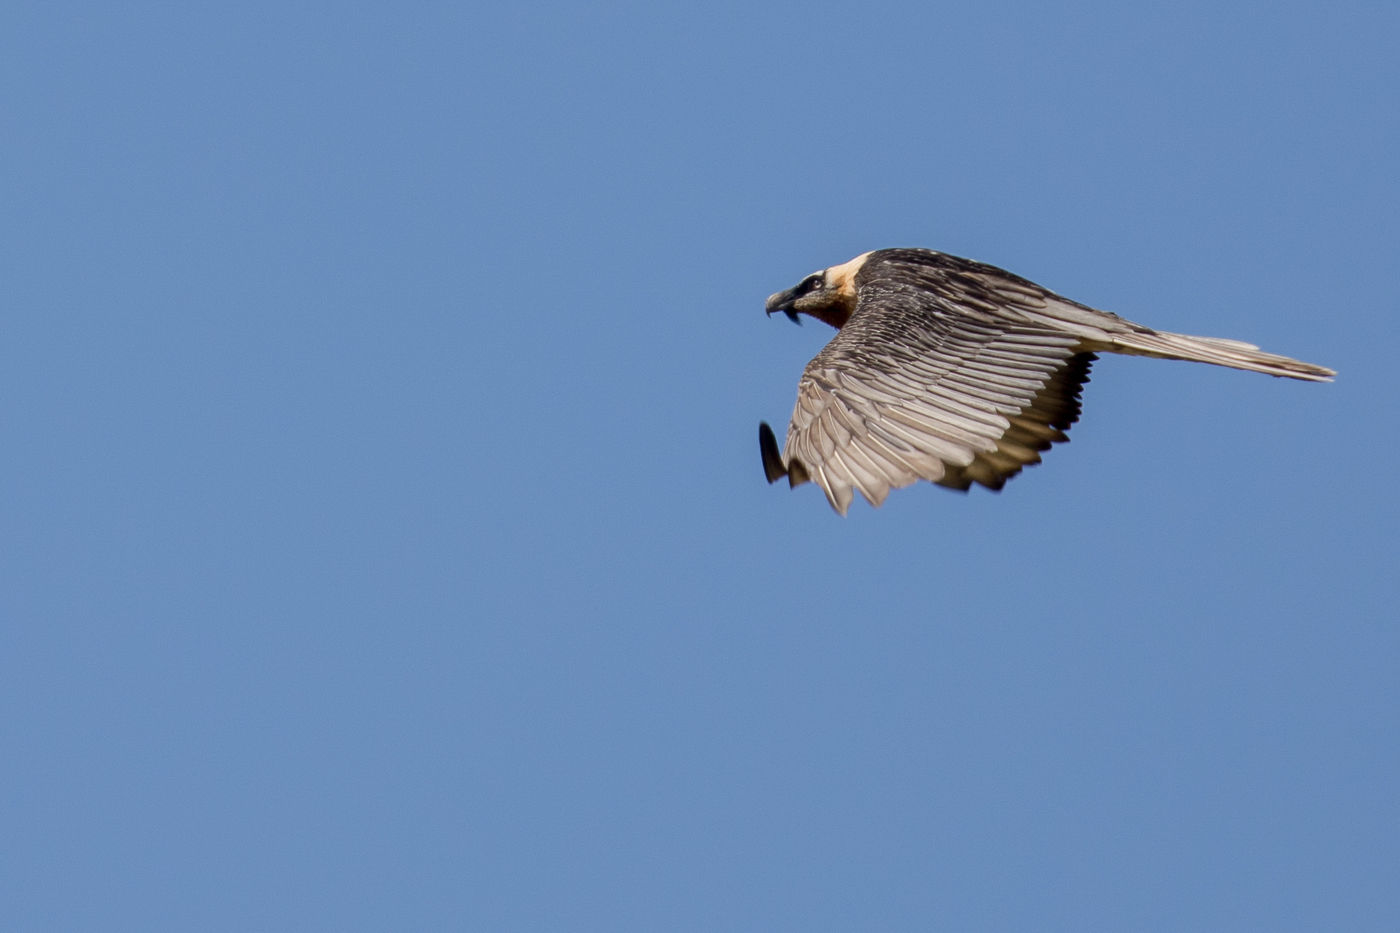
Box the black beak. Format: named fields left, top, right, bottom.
left=765, top=288, right=801, bottom=324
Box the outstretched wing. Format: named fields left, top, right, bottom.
left=779, top=285, right=1095, bottom=514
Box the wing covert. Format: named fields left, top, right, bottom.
left=781, top=293, right=1092, bottom=514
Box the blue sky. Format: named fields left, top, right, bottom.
left=2, top=2, right=1396, bottom=930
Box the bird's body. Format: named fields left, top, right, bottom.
left=761, top=248, right=1334, bottom=514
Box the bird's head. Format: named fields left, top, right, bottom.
left=764, top=252, right=871, bottom=329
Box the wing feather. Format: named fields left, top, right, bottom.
left=780, top=285, right=1088, bottom=511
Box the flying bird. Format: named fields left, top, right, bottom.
left=759, top=248, right=1335, bottom=514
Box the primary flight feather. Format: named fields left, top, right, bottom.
left=759, top=248, right=1335, bottom=514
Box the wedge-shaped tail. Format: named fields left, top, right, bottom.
left=1098, top=329, right=1335, bottom=381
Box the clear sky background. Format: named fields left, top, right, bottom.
left=3, top=2, right=1396, bottom=930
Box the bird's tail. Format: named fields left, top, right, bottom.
left=1103, top=330, right=1335, bottom=382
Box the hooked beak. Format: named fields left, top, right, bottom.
left=765, top=287, right=801, bottom=324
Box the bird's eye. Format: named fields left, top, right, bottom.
left=803, top=275, right=824, bottom=293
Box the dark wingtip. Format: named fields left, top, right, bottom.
left=758, top=422, right=788, bottom=483
left=786, top=459, right=809, bottom=488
